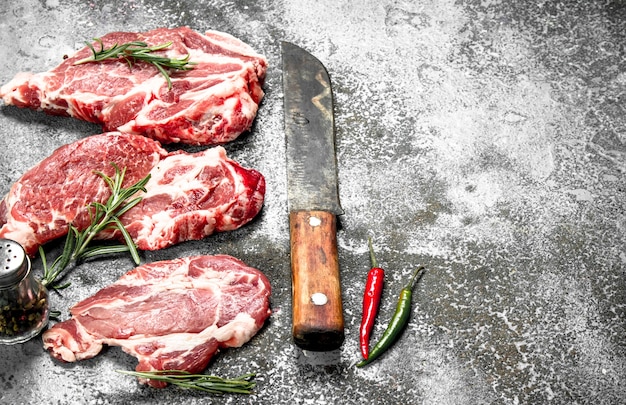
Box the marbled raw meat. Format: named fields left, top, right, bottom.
left=42, top=254, right=271, bottom=388
left=0, top=27, right=267, bottom=145
left=0, top=132, right=265, bottom=255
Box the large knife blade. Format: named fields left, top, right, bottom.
left=281, top=41, right=344, bottom=351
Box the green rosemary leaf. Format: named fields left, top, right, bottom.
left=41, top=227, right=76, bottom=287
left=153, top=62, right=173, bottom=90
left=92, top=168, right=116, bottom=191
left=111, top=216, right=140, bottom=265
left=114, top=196, right=143, bottom=218
left=77, top=244, right=131, bottom=260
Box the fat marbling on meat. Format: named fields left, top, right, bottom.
left=0, top=132, right=265, bottom=256
left=42, top=254, right=271, bottom=388
left=0, top=27, right=267, bottom=146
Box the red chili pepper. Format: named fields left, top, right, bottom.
left=359, top=237, right=385, bottom=360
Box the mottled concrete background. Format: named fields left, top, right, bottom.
left=0, top=1, right=624, bottom=404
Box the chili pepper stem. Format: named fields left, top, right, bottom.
left=368, top=237, right=378, bottom=268
left=405, top=266, right=425, bottom=291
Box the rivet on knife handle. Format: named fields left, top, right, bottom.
left=290, top=210, right=344, bottom=351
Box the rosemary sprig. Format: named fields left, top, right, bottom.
left=116, top=370, right=257, bottom=395
left=74, top=38, right=196, bottom=89
left=40, top=163, right=150, bottom=289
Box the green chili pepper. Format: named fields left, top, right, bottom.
left=356, top=266, right=425, bottom=367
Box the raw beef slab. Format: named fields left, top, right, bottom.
left=42, top=254, right=272, bottom=388
left=0, top=27, right=267, bottom=145
left=0, top=132, right=265, bottom=256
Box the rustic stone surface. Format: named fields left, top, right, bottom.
left=0, top=0, right=624, bottom=404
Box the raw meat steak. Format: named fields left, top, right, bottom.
left=0, top=27, right=267, bottom=145
left=0, top=132, right=265, bottom=256
left=42, top=254, right=272, bottom=388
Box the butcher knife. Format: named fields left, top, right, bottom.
left=281, top=41, right=345, bottom=351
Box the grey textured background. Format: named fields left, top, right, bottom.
left=0, top=1, right=624, bottom=404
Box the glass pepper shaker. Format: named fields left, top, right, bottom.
left=0, top=239, right=49, bottom=344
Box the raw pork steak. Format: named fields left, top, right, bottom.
left=42, top=254, right=272, bottom=388
left=0, top=132, right=265, bottom=256
left=0, top=27, right=267, bottom=145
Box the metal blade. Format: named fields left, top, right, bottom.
left=282, top=41, right=343, bottom=215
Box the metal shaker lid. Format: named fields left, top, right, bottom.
left=0, top=239, right=30, bottom=288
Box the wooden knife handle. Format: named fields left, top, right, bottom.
left=289, top=210, right=345, bottom=351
